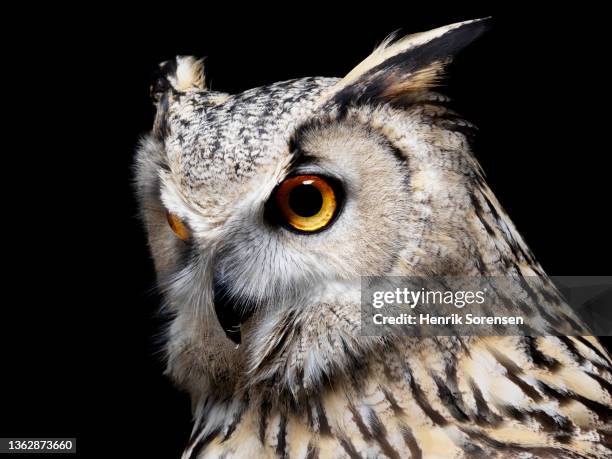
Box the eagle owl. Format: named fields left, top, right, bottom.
left=136, top=19, right=612, bottom=458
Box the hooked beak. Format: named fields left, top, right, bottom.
left=212, top=271, right=255, bottom=344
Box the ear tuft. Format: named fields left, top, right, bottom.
left=150, top=56, right=206, bottom=101
left=330, top=18, right=491, bottom=107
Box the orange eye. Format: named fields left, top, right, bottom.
left=273, top=175, right=340, bottom=233
left=166, top=212, right=191, bottom=241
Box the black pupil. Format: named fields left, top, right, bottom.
left=288, top=184, right=323, bottom=217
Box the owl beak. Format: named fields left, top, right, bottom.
left=212, top=272, right=255, bottom=345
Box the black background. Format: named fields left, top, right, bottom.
left=2, top=5, right=610, bottom=458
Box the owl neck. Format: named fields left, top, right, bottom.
left=459, top=179, right=546, bottom=278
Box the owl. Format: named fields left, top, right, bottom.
left=135, top=19, right=612, bottom=459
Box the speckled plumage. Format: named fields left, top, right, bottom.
left=165, top=78, right=336, bottom=185
left=135, top=20, right=612, bottom=458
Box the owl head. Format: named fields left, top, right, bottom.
left=136, top=19, right=532, bottom=402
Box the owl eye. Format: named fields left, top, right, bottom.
left=166, top=212, right=191, bottom=241
left=272, top=175, right=340, bottom=233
